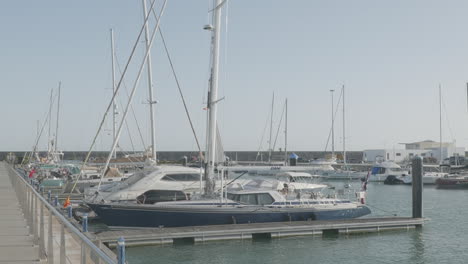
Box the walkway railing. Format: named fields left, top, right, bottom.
left=7, top=163, right=119, bottom=264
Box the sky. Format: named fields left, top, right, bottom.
left=2, top=0, right=468, bottom=153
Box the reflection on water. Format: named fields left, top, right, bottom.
left=409, top=229, right=425, bottom=264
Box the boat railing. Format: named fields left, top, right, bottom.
left=7, top=164, right=119, bottom=264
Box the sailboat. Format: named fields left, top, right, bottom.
left=87, top=0, right=370, bottom=228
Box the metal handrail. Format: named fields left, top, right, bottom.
left=9, top=164, right=117, bottom=264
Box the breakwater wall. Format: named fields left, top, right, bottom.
left=0, top=151, right=363, bottom=163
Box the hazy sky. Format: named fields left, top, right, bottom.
left=2, top=0, right=468, bottom=153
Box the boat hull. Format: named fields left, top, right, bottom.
left=436, top=178, right=468, bottom=189
left=87, top=203, right=371, bottom=228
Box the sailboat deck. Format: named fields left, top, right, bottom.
left=93, top=217, right=425, bottom=247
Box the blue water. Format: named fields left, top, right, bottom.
left=124, top=182, right=468, bottom=264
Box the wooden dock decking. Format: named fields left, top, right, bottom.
left=94, top=217, right=425, bottom=248
left=0, top=163, right=40, bottom=262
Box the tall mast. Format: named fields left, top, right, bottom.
left=204, top=0, right=223, bottom=195
left=34, top=120, right=39, bottom=161
left=47, top=89, right=53, bottom=158
left=268, top=92, right=274, bottom=163
left=439, top=84, right=442, bottom=164
left=342, top=85, right=346, bottom=167
left=330, top=89, right=335, bottom=157
left=284, top=98, right=288, bottom=164
left=142, top=0, right=157, bottom=163
left=110, top=29, right=117, bottom=160
left=55, top=82, right=61, bottom=154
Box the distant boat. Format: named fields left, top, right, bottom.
left=435, top=175, right=468, bottom=189
left=368, top=161, right=410, bottom=182
left=400, top=172, right=448, bottom=185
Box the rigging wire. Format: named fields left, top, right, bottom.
left=114, top=55, right=147, bottom=150
left=118, top=100, right=137, bottom=154
left=95, top=0, right=169, bottom=193
left=324, top=87, right=343, bottom=152
left=255, top=109, right=271, bottom=161
left=272, top=100, right=286, bottom=152
left=24, top=91, right=58, bottom=165
left=441, top=92, right=455, bottom=141
left=66, top=0, right=162, bottom=198
left=151, top=8, right=204, bottom=159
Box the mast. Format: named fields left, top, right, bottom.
left=284, top=98, right=288, bottom=164
left=142, top=0, right=157, bottom=163
left=439, top=84, right=442, bottom=164
left=47, top=89, right=53, bottom=160
left=268, top=92, right=274, bottom=163
left=34, top=120, right=39, bottom=162
left=330, top=89, right=335, bottom=158
left=204, top=0, right=223, bottom=196
left=110, top=29, right=118, bottom=160
left=342, top=85, right=346, bottom=168
left=54, top=82, right=61, bottom=162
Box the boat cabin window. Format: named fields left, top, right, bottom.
left=291, top=176, right=311, bottom=183
left=108, top=170, right=153, bottom=192
left=257, top=193, right=274, bottom=205
left=372, top=167, right=386, bottom=174
left=162, top=173, right=200, bottom=182
left=228, top=193, right=274, bottom=205
left=239, top=194, right=256, bottom=205
left=137, top=190, right=187, bottom=204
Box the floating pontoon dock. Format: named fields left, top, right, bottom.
left=95, top=217, right=424, bottom=247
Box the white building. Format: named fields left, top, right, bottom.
left=363, top=140, right=465, bottom=163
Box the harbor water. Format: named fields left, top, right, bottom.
left=123, top=181, right=468, bottom=264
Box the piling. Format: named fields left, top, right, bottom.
left=117, top=237, right=126, bottom=264
left=82, top=214, right=88, bottom=232
left=412, top=156, right=423, bottom=219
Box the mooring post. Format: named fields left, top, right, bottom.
left=117, top=237, right=126, bottom=264
left=412, top=156, right=423, bottom=219
left=82, top=214, right=88, bottom=232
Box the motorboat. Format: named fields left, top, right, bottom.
left=368, top=161, right=410, bottom=182
left=435, top=174, right=468, bottom=189
left=85, top=165, right=204, bottom=202
left=400, top=172, right=448, bottom=185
